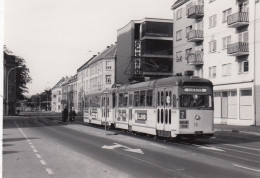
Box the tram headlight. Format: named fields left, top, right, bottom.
left=194, top=114, right=201, bottom=120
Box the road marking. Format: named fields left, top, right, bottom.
left=30, top=145, right=35, bottom=149
left=102, top=143, right=144, bottom=154
left=33, top=148, right=38, bottom=153
left=233, top=164, right=260, bottom=173
left=35, top=154, right=42, bottom=159
left=224, top=144, right=260, bottom=152
left=124, top=148, right=144, bottom=154
left=150, top=143, right=167, bottom=149
left=46, top=168, right=53, bottom=175
left=192, top=144, right=225, bottom=152
left=40, top=160, right=47, bottom=165
left=214, top=145, right=260, bottom=157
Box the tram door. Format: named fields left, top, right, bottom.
left=157, top=88, right=173, bottom=136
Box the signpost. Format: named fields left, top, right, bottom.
left=103, top=90, right=109, bottom=135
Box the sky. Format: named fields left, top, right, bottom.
left=4, top=0, right=174, bottom=96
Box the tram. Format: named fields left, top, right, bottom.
left=83, top=76, right=214, bottom=138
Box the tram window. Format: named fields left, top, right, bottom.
left=157, top=109, right=160, bottom=123
left=129, top=94, right=133, bottom=107
left=146, top=90, right=153, bottom=107
left=134, top=91, right=139, bottom=107
left=140, top=90, right=146, bottom=107
left=169, top=91, right=172, bottom=106
left=112, top=94, right=116, bottom=108
left=166, top=91, right=169, bottom=106
left=107, top=97, right=109, bottom=107
left=179, top=94, right=213, bottom=108
left=161, top=109, right=164, bottom=123
left=165, top=109, right=168, bottom=124
left=123, top=93, right=128, bottom=107
left=158, top=92, right=160, bottom=106
left=119, top=93, right=124, bottom=107
left=161, top=91, right=164, bottom=106
left=169, top=109, right=172, bottom=124
left=172, top=94, right=176, bottom=107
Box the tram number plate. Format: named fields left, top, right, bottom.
left=195, top=131, right=203, bottom=135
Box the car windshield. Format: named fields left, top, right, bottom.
left=179, top=94, right=213, bottom=108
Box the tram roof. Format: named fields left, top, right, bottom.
left=117, top=76, right=212, bottom=92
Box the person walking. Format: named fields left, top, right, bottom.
left=69, top=107, right=76, bottom=124
left=63, top=106, right=69, bottom=122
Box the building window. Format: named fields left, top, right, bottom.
left=222, top=63, right=231, bottom=76
left=176, top=8, right=182, bottom=20
left=176, top=51, right=182, bottom=62
left=222, top=36, right=231, bottom=49
left=186, top=25, right=192, bottom=38
left=223, top=8, right=232, bottom=23
left=186, top=2, right=193, bottom=15
left=238, top=31, right=249, bottom=43
left=106, top=61, right=112, bottom=70
left=239, top=61, right=249, bottom=73
left=106, top=75, right=111, bottom=84
left=209, top=14, right=217, bottom=28
left=209, top=66, right=216, bottom=78
left=176, top=30, right=182, bottom=41
left=185, top=48, right=192, bottom=59
left=209, top=40, right=217, bottom=53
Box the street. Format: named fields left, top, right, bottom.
left=3, top=113, right=260, bottom=178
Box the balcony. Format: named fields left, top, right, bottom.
left=187, top=53, right=203, bottom=65
left=187, top=30, right=203, bottom=42
left=227, top=42, right=249, bottom=56
left=187, top=5, right=204, bottom=19
left=227, top=12, right=249, bottom=28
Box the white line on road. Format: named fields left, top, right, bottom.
left=35, top=154, right=41, bottom=159
left=40, top=160, right=47, bottom=165
left=33, top=149, right=38, bottom=153
left=224, top=144, right=260, bottom=152
left=46, top=168, right=53, bottom=175
left=233, top=164, right=260, bottom=173
left=150, top=143, right=167, bottom=149
left=30, top=145, right=35, bottom=149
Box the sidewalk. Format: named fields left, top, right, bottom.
left=214, top=124, right=260, bottom=136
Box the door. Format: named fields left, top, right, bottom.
left=221, top=92, right=228, bottom=124
left=156, top=88, right=173, bottom=136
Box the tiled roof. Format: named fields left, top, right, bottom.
left=77, top=43, right=117, bottom=72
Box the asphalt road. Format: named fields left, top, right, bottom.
left=3, top=113, right=260, bottom=178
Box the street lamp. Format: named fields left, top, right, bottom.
left=6, top=65, right=21, bottom=116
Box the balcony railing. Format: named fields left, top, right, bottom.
left=227, top=42, right=249, bottom=56
left=187, top=53, right=203, bottom=65
left=227, top=12, right=249, bottom=28
left=187, top=30, right=203, bottom=42
left=187, top=5, right=204, bottom=18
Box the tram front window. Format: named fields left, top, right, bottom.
left=179, top=94, right=213, bottom=108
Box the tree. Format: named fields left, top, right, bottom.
left=4, top=46, right=32, bottom=100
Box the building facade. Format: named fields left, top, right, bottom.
left=172, top=0, right=260, bottom=126
left=172, top=0, right=204, bottom=77
left=51, top=77, right=65, bottom=112
left=76, top=44, right=117, bottom=113
left=116, top=18, right=173, bottom=84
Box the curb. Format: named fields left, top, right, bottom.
left=215, top=128, right=260, bottom=136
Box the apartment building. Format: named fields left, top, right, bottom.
left=116, top=18, right=173, bottom=84
left=172, top=0, right=204, bottom=77
left=51, top=77, right=65, bottom=112
left=76, top=44, right=117, bottom=113
left=172, top=0, right=260, bottom=126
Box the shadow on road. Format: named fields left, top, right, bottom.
left=3, top=137, right=39, bottom=143
left=3, top=151, right=20, bottom=155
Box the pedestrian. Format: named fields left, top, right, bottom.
left=63, top=106, right=68, bottom=122
left=69, top=107, right=76, bottom=124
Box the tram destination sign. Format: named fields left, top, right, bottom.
left=184, top=88, right=207, bottom=92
